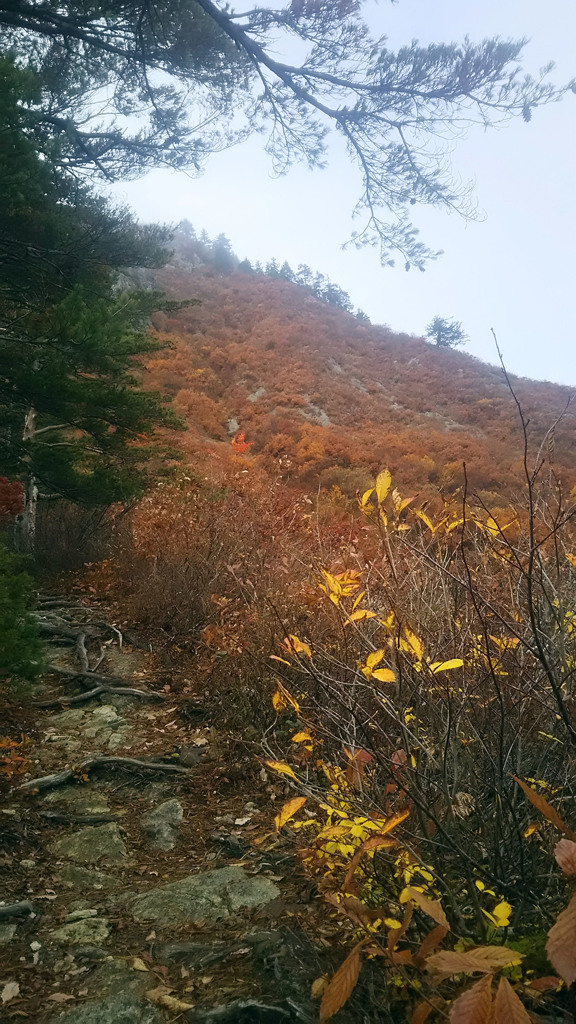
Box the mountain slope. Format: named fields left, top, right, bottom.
left=147, top=266, right=575, bottom=500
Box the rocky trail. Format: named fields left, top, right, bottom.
left=0, top=595, right=330, bottom=1023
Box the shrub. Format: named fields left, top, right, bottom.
left=0, top=545, right=45, bottom=682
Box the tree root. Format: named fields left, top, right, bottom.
left=39, top=811, right=120, bottom=824
left=33, top=683, right=166, bottom=708
left=18, top=756, right=194, bottom=794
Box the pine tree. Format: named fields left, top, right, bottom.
left=0, top=55, right=181, bottom=554
left=0, top=2, right=569, bottom=266
left=426, top=316, right=468, bottom=349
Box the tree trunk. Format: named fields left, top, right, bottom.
left=14, top=408, right=38, bottom=556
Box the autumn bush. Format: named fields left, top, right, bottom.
left=263, top=465, right=576, bottom=1021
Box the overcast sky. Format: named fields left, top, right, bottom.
left=109, top=0, right=576, bottom=387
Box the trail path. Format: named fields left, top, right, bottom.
left=0, top=595, right=324, bottom=1023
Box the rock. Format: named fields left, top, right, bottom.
left=20, top=859, right=36, bottom=870
left=43, top=786, right=111, bottom=815
left=64, top=909, right=98, bottom=922
left=50, top=917, right=111, bottom=944
left=58, top=865, right=122, bottom=890
left=140, top=799, right=183, bottom=851
left=0, top=923, right=17, bottom=943
left=186, top=1000, right=292, bottom=1022
left=211, top=832, right=247, bottom=858
left=130, top=866, right=280, bottom=928
left=49, top=823, right=128, bottom=867
left=55, top=991, right=162, bottom=1024
left=154, top=941, right=229, bottom=968
left=179, top=744, right=205, bottom=767
left=72, top=946, right=109, bottom=962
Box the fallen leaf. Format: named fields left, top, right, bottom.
left=234, top=815, right=252, bottom=825
left=130, top=957, right=149, bottom=972
left=46, top=993, right=75, bottom=1003
left=311, top=977, right=328, bottom=999
left=2, top=982, right=20, bottom=1004
left=146, top=985, right=195, bottom=1012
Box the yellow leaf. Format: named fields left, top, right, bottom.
left=359, top=488, right=374, bottom=508
left=146, top=987, right=195, bottom=1012
left=271, top=681, right=300, bottom=714
left=415, top=509, right=435, bottom=533
left=319, top=943, right=363, bottom=1022
left=284, top=634, right=312, bottom=658
left=131, top=957, right=149, bottom=972
left=270, top=655, right=291, bottom=666
left=372, top=668, right=396, bottom=683
left=275, top=796, right=307, bottom=830
left=264, top=760, right=298, bottom=781
left=347, top=609, right=377, bottom=623
left=311, top=977, right=328, bottom=999
left=291, top=731, right=312, bottom=743
left=352, top=590, right=366, bottom=610
left=404, top=627, right=424, bottom=662
left=491, top=901, right=512, bottom=927
left=429, top=658, right=464, bottom=673
left=320, top=570, right=342, bottom=596
left=375, top=469, right=392, bottom=504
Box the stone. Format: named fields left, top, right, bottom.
left=50, top=917, right=111, bottom=944
left=55, top=991, right=162, bottom=1024
left=140, top=799, right=183, bottom=851
left=64, top=909, right=98, bottom=922
left=186, top=1000, right=292, bottom=1022
left=43, top=786, right=110, bottom=814
left=49, top=823, right=128, bottom=866
left=58, top=865, right=122, bottom=890
left=0, top=923, right=17, bottom=943
left=130, top=865, right=280, bottom=928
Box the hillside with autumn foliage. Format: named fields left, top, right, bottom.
left=145, top=255, right=575, bottom=503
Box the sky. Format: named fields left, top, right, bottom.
left=109, top=0, right=576, bottom=388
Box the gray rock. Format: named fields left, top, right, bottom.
left=186, top=1000, right=291, bottom=1022
left=64, top=909, right=98, bottom=922
left=55, top=991, right=162, bottom=1024
left=49, top=823, right=128, bottom=867
left=58, top=865, right=122, bottom=890
left=140, top=798, right=183, bottom=851
left=43, top=786, right=110, bottom=814
left=130, top=865, right=280, bottom=927
left=0, top=923, right=17, bottom=943
left=50, top=917, right=110, bottom=944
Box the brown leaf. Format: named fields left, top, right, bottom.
left=46, top=994, right=74, bottom=1003
left=319, top=944, right=363, bottom=1022
left=525, top=975, right=562, bottom=993
left=554, top=838, right=576, bottom=876
left=546, top=891, right=576, bottom=985
left=449, top=975, right=493, bottom=1024
left=427, top=945, right=523, bottom=979
left=416, top=923, right=449, bottom=964
left=328, top=894, right=383, bottom=928
left=411, top=998, right=445, bottom=1024
left=493, top=977, right=531, bottom=1023
left=513, top=776, right=576, bottom=839
left=402, top=886, right=449, bottom=929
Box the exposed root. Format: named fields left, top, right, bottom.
left=39, top=811, right=120, bottom=824
left=18, top=756, right=194, bottom=794
left=33, top=683, right=166, bottom=708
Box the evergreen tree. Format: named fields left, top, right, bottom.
left=0, top=55, right=181, bottom=554
left=265, top=258, right=281, bottom=278
left=237, top=258, right=253, bottom=273
left=296, top=265, right=313, bottom=288
left=279, top=262, right=295, bottom=282
left=0, top=546, right=45, bottom=680
left=0, top=2, right=568, bottom=267
left=426, top=316, right=468, bottom=348
left=211, top=233, right=237, bottom=274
